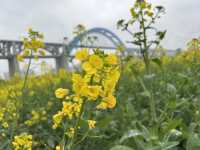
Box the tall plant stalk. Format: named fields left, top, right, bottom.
left=67, top=100, right=86, bottom=150
left=117, top=0, right=166, bottom=123
left=21, top=50, right=33, bottom=93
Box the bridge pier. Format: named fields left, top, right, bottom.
left=55, top=53, right=67, bottom=71
left=55, top=43, right=69, bottom=71
left=8, top=55, right=20, bottom=77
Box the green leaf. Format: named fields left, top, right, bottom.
left=140, top=90, right=151, bottom=98
left=177, top=73, right=189, bottom=80
left=98, top=115, right=113, bottom=129
left=160, top=141, right=179, bottom=150
left=155, top=6, right=165, bottom=12
left=166, top=83, right=177, bottom=93
left=79, top=119, right=88, bottom=130
left=110, top=145, right=134, bottom=150
left=152, top=58, right=162, bottom=67
left=186, top=133, right=200, bottom=150
left=0, top=139, right=9, bottom=149
left=156, top=30, right=167, bottom=40
left=134, top=32, right=143, bottom=37
left=120, top=129, right=142, bottom=143
left=141, top=2, right=146, bottom=9
left=117, top=19, right=125, bottom=29
left=130, top=41, right=142, bottom=46
left=130, top=8, right=137, bottom=18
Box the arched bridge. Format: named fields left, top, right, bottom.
left=0, top=27, right=126, bottom=78
left=68, top=27, right=126, bottom=50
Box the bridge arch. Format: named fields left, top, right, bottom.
left=67, top=27, right=126, bottom=52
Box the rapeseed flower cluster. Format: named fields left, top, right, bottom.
left=172, top=38, right=200, bottom=65
left=53, top=48, right=120, bottom=136
left=17, top=28, right=45, bottom=62
left=66, top=127, right=75, bottom=138
left=0, top=108, right=9, bottom=129
left=0, top=85, right=20, bottom=131
left=87, top=120, right=96, bottom=129
left=175, top=49, right=200, bottom=64
left=0, top=65, right=72, bottom=147
left=25, top=109, right=47, bottom=126
left=12, top=133, right=33, bottom=150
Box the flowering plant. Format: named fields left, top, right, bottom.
left=54, top=48, right=121, bottom=150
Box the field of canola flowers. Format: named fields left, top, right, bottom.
left=1, top=0, right=200, bottom=150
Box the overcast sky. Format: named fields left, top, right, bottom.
left=0, top=0, right=200, bottom=77
left=0, top=0, right=200, bottom=50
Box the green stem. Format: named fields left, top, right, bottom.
left=67, top=99, right=86, bottom=150
left=140, top=4, right=150, bottom=73
left=22, top=50, right=33, bottom=92
left=75, top=130, right=90, bottom=145
left=149, top=92, right=157, bottom=124
left=19, top=50, right=33, bottom=122
left=138, top=77, right=157, bottom=124
left=138, top=3, right=157, bottom=124
left=61, top=124, right=68, bottom=150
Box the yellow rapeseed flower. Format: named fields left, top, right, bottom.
left=73, top=102, right=82, bottom=117
left=109, top=69, right=120, bottom=82
left=105, top=54, right=118, bottom=65
left=17, top=54, right=24, bottom=62
left=96, top=102, right=107, bottom=110
left=105, top=94, right=116, bottom=109
left=2, top=122, right=9, bottom=128
left=72, top=74, right=88, bottom=91
left=82, top=62, right=96, bottom=74
left=12, top=133, right=32, bottom=150
left=82, top=55, right=103, bottom=74
left=73, top=96, right=82, bottom=103
left=89, top=55, right=103, bottom=70
left=62, top=102, right=74, bottom=119
left=75, top=48, right=89, bottom=61
left=55, top=88, right=69, bottom=99
left=85, top=86, right=102, bottom=100
left=97, top=94, right=116, bottom=109
left=66, top=127, right=75, bottom=138
left=56, top=145, right=61, bottom=150
left=103, top=69, right=120, bottom=94
left=87, top=120, right=96, bottom=129
left=52, top=111, right=63, bottom=129
left=103, top=79, right=116, bottom=94
left=72, top=73, right=84, bottom=83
